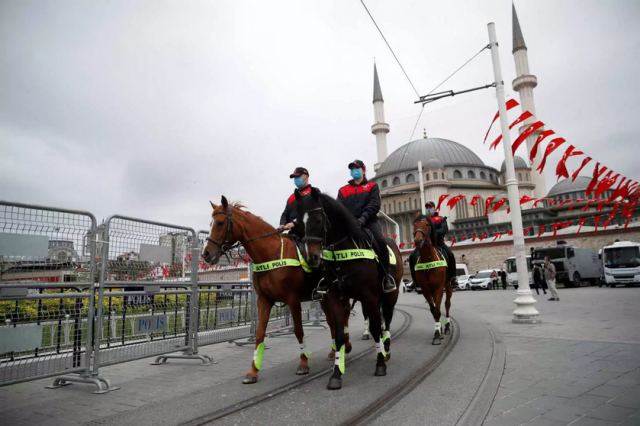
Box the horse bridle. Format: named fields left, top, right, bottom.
left=413, top=217, right=432, bottom=246
left=206, top=209, right=239, bottom=261
left=301, top=206, right=353, bottom=264
left=206, top=208, right=284, bottom=263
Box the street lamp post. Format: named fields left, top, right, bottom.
left=417, top=161, right=427, bottom=215
left=487, top=22, right=539, bottom=323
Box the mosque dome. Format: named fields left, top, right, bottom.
left=423, top=157, right=445, bottom=169
left=547, top=176, right=592, bottom=197
left=375, top=137, right=485, bottom=178
left=500, top=156, right=529, bottom=173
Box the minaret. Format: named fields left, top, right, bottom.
left=512, top=3, right=547, bottom=198
left=371, top=63, right=390, bottom=172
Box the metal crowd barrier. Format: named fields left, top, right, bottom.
left=0, top=202, right=103, bottom=391
left=0, top=203, right=325, bottom=394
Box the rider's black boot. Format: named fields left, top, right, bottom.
left=382, top=274, right=396, bottom=293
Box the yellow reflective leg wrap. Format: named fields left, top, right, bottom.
left=334, top=345, right=346, bottom=374
left=383, top=330, right=391, bottom=342
left=253, top=342, right=265, bottom=371
left=331, top=340, right=336, bottom=351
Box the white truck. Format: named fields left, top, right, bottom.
left=504, top=255, right=532, bottom=288
left=602, top=241, right=640, bottom=287
left=531, top=243, right=600, bottom=287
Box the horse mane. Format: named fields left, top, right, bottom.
left=231, top=203, right=274, bottom=231
left=318, top=193, right=367, bottom=241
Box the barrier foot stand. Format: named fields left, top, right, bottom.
left=303, top=321, right=327, bottom=330
left=232, top=336, right=256, bottom=347
left=267, top=326, right=295, bottom=338
left=151, top=353, right=215, bottom=366
left=47, top=373, right=120, bottom=394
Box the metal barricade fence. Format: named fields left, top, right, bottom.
left=0, top=201, right=102, bottom=390
left=94, top=216, right=210, bottom=371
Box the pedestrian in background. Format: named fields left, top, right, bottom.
left=491, top=270, right=498, bottom=290
left=500, top=269, right=507, bottom=290
left=532, top=264, right=547, bottom=295
left=543, top=256, right=559, bottom=301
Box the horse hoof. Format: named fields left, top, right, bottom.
left=384, top=352, right=391, bottom=362
left=296, top=366, right=310, bottom=375
left=327, top=376, right=342, bottom=390
left=242, top=375, right=258, bottom=384
left=444, top=324, right=451, bottom=335
left=362, top=334, right=370, bottom=341
left=432, top=338, right=442, bottom=346
left=345, top=341, right=352, bottom=354
left=383, top=339, right=391, bottom=354
left=375, top=364, right=387, bottom=376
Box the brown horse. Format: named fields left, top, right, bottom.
left=412, top=214, right=453, bottom=345
left=202, top=196, right=326, bottom=384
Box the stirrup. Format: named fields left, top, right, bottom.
left=382, top=275, right=396, bottom=293
left=312, top=278, right=328, bottom=300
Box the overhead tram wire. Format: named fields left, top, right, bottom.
left=360, top=0, right=420, bottom=98
left=408, top=44, right=491, bottom=141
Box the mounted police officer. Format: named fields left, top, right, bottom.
left=279, top=167, right=312, bottom=237
left=337, top=160, right=396, bottom=293
left=409, top=201, right=457, bottom=284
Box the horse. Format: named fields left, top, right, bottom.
left=412, top=213, right=453, bottom=345
left=202, top=196, right=336, bottom=384
left=295, top=187, right=401, bottom=390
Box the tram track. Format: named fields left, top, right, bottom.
left=182, top=304, right=459, bottom=426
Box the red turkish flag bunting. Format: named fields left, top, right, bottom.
left=484, top=196, right=496, bottom=216
left=520, top=195, right=536, bottom=205
left=492, top=232, right=503, bottom=242
left=470, top=195, right=481, bottom=206
left=484, top=99, right=520, bottom=143
left=556, top=145, right=584, bottom=179
left=603, top=202, right=621, bottom=228
left=595, top=172, right=620, bottom=198
left=489, top=112, right=535, bottom=150
left=447, top=194, right=466, bottom=209
left=571, top=156, right=592, bottom=181
left=529, top=129, right=555, bottom=162
left=537, top=224, right=546, bottom=237
left=576, top=217, right=587, bottom=234
left=436, top=194, right=450, bottom=211
left=537, top=137, right=567, bottom=173
left=512, top=121, right=544, bottom=155
left=450, top=236, right=456, bottom=247
left=507, top=229, right=513, bottom=236
left=490, top=197, right=509, bottom=213
left=586, top=163, right=608, bottom=196
left=594, top=215, right=602, bottom=232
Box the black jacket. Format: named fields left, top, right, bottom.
left=337, top=178, right=380, bottom=224
left=279, top=185, right=312, bottom=226
left=430, top=214, right=448, bottom=244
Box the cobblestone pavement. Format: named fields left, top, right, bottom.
left=455, top=286, right=640, bottom=426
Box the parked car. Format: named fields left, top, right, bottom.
left=456, top=274, right=471, bottom=290
left=401, top=278, right=414, bottom=292
left=469, top=270, right=494, bottom=290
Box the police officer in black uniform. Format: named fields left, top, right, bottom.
left=337, top=160, right=396, bottom=293
left=409, top=201, right=457, bottom=284
left=279, top=167, right=312, bottom=237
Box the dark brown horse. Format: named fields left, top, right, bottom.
left=296, top=188, right=401, bottom=389
left=202, top=196, right=335, bottom=384
left=412, top=214, right=453, bottom=345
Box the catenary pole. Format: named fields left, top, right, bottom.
left=418, top=160, right=426, bottom=215
left=487, top=22, right=539, bottom=323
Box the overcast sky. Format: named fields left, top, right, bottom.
left=1, top=0, right=639, bottom=231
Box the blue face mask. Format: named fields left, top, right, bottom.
left=350, top=168, right=363, bottom=180
left=293, top=176, right=306, bottom=189
left=426, top=208, right=435, bottom=215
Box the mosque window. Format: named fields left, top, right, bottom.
left=406, top=174, right=415, bottom=183
left=441, top=172, right=445, bottom=179
left=473, top=197, right=484, bottom=217
left=425, top=173, right=430, bottom=181
left=467, top=170, right=476, bottom=179
left=392, top=176, right=400, bottom=185
left=453, top=170, right=462, bottom=179
left=414, top=199, right=418, bottom=209
left=489, top=173, right=494, bottom=181
left=403, top=201, right=407, bottom=211
left=526, top=173, right=530, bottom=180
left=381, top=180, right=388, bottom=188
left=455, top=199, right=469, bottom=220
left=518, top=172, right=523, bottom=181
left=480, top=171, right=486, bottom=179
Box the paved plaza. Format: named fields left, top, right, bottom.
left=1, top=286, right=639, bottom=425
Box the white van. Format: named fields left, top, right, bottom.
left=504, top=255, right=532, bottom=288
left=602, top=241, right=640, bottom=287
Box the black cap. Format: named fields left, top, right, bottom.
left=348, top=159, right=366, bottom=171
left=425, top=201, right=435, bottom=208
left=289, top=167, right=309, bottom=178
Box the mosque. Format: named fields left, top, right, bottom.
left=371, top=5, right=630, bottom=246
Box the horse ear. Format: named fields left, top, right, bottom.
left=310, top=187, right=321, bottom=201
left=221, top=196, right=229, bottom=210
left=414, top=211, right=422, bottom=220
left=210, top=200, right=215, bottom=209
